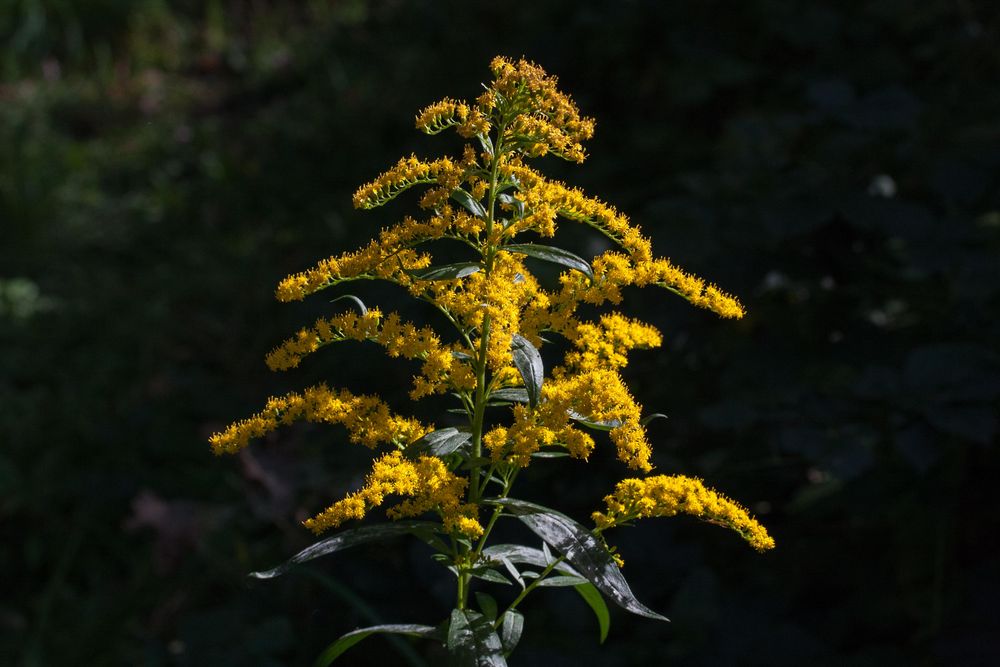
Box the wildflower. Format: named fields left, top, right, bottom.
left=592, top=475, right=775, bottom=551
left=208, top=384, right=430, bottom=454
left=304, top=451, right=482, bottom=538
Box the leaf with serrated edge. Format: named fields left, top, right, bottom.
left=250, top=522, right=441, bottom=579
left=505, top=243, right=594, bottom=280
left=313, top=624, right=440, bottom=666
left=510, top=335, right=543, bottom=408
left=489, top=499, right=668, bottom=621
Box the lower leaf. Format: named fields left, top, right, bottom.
left=314, top=624, right=441, bottom=666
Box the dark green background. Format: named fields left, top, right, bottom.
left=2, top=1, right=998, bottom=665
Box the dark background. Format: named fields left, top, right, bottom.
left=2, top=1, right=999, bottom=665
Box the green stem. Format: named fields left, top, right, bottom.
left=459, top=122, right=507, bottom=612
left=493, top=554, right=567, bottom=629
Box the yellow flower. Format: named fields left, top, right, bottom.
left=592, top=475, right=775, bottom=552
left=542, top=368, right=652, bottom=471
left=352, top=154, right=465, bottom=209
left=208, top=384, right=430, bottom=454
left=562, top=314, right=663, bottom=372
left=304, top=451, right=482, bottom=538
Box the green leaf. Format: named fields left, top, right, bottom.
left=497, top=193, right=524, bottom=219
left=447, top=609, right=507, bottom=666
left=568, top=410, right=622, bottom=431
left=499, top=610, right=524, bottom=656
left=405, top=427, right=471, bottom=458
left=313, top=624, right=441, bottom=666
left=481, top=544, right=582, bottom=577
left=489, top=499, right=668, bottom=622
left=574, top=583, right=611, bottom=644
left=459, top=455, right=493, bottom=471
left=407, top=262, right=481, bottom=281
left=499, top=556, right=525, bottom=589
left=531, top=451, right=570, bottom=459
left=329, top=294, right=368, bottom=315
left=488, top=387, right=529, bottom=403
left=537, top=575, right=589, bottom=587
left=249, top=522, right=441, bottom=579
left=510, top=335, right=543, bottom=408
left=504, top=244, right=594, bottom=280
left=475, top=592, right=498, bottom=621
left=476, top=133, right=494, bottom=157
left=451, top=188, right=487, bottom=219
left=641, top=413, right=669, bottom=426
left=470, top=567, right=513, bottom=585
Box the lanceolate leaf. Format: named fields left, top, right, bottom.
left=510, top=335, right=543, bottom=408
left=475, top=592, right=498, bottom=621
left=448, top=609, right=507, bottom=667
left=568, top=410, right=622, bottom=431
left=489, top=499, right=668, bottom=622
left=497, top=193, right=525, bottom=220
left=504, top=243, right=594, bottom=280
left=499, top=610, right=525, bottom=656
left=536, top=575, right=589, bottom=587
left=329, top=294, right=368, bottom=315
left=641, top=412, right=669, bottom=426
left=405, top=427, right=472, bottom=457
left=249, top=522, right=441, bottom=579
left=481, top=544, right=582, bottom=578
left=488, top=387, right=529, bottom=403
left=574, top=583, right=611, bottom=644
left=451, top=188, right=487, bottom=219
left=313, top=624, right=441, bottom=666
left=407, top=262, right=482, bottom=281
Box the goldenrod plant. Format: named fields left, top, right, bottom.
left=211, top=56, right=773, bottom=665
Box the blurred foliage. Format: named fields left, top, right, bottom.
left=1, top=1, right=999, bottom=665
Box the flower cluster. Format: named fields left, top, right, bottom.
left=264, top=308, right=475, bottom=399
left=209, top=384, right=429, bottom=455
left=592, top=475, right=775, bottom=552
left=304, top=450, right=482, bottom=538
left=211, top=56, right=770, bottom=607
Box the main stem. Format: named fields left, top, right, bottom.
left=459, top=127, right=504, bottom=610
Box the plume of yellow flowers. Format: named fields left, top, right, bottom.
left=593, top=475, right=775, bottom=552
left=210, top=58, right=771, bottom=656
